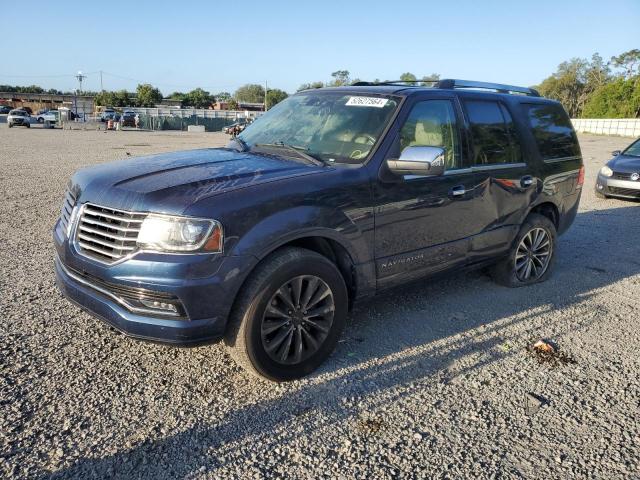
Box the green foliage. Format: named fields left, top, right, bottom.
left=215, top=91, right=232, bottom=101
left=297, top=81, right=324, bottom=92
left=185, top=88, right=213, bottom=108
left=399, top=72, right=417, bottom=82
left=330, top=70, right=350, bottom=86
left=136, top=83, right=163, bottom=107
left=535, top=53, right=610, bottom=117
left=583, top=76, right=640, bottom=118
left=610, top=49, right=640, bottom=78
left=265, top=88, right=288, bottom=109
left=234, top=84, right=265, bottom=103
left=94, top=89, right=132, bottom=107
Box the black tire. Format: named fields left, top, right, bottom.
left=25, top=123, right=30, bottom=128
left=38, top=117, right=44, bottom=123
left=490, top=213, right=557, bottom=287
left=224, top=247, right=348, bottom=381
left=8, top=123, right=12, bottom=128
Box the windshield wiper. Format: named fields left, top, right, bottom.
left=255, top=141, right=329, bottom=166
left=228, top=136, right=248, bottom=152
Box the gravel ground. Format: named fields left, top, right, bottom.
left=1, top=128, right=639, bottom=479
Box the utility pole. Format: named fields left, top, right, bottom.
left=75, top=71, right=86, bottom=93
left=264, top=80, right=268, bottom=112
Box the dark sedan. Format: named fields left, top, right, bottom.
left=595, top=138, right=640, bottom=200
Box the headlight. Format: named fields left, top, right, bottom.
left=600, top=166, right=613, bottom=177
left=137, top=214, right=223, bottom=253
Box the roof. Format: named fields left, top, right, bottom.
left=300, top=79, right=547, bottom=100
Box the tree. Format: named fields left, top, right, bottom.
left=234, top=84, right=265, bottom=103
left=226, top=98, right=239, bottom=110
left=184, top=88, right=213, bottom=108
left=95, top=90, right=133, bottom=107
left=215, top=91, right=232, bottom=101
left=399, top=72, right=417, bottom=82
left=583, top=76, right=640, bottom=118
left=136, top=83, right=163, bottom=107
left=610, top=49, right=640, bottom=79
left=265, top=88, right=288, bottom=109
left=168, top=91, right=186, bottom=103
left=330, top=70, right=350, bottom=86
left=420, top=74, right=440, bottom=85
left=297, top=81, right=324, bottom=91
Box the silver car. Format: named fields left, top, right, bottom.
left=7, top=109, right=31, bottom=128
left=596, top=138, right=640, bottom=200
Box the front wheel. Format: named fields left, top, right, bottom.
left=224, top=247, right=348, bottom=381
left=38, top=117, right=44, bottom=123
left=490, top=213, right=557, bottom=287
left=8, top=123, right=12, bottom=128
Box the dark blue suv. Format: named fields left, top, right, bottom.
left=54, top=79, right=583, bottom=381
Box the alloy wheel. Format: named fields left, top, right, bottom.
left=261, top=275, right=335, bottom=365
left=515, top=227, right=552, bottom=281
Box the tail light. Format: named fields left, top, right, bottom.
left=577, top=166, right=585, bottom=187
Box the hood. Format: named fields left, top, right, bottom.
left=610, top=154, right=640, bottom=173
left=71, top=148, right=325, bottom=214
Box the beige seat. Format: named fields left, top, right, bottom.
left=413, top=121, right=444, bottom=147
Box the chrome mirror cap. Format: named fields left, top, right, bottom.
left=386, top=146, right=446, bottom=177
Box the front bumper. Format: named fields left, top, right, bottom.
left=595, top=175, right=640, bottom=199
left=53, top=219, right=256, bottom=345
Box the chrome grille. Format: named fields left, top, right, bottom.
left=75, top=204, right=147, bottom=263
left=59, top=188, right=77, bottom=234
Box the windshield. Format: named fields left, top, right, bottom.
left=238, top=91, right=400, bottom=164
left=10, top=110, right=26, bottom=116
left=623, top=139, right=640, bottom=157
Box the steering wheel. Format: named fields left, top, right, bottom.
left=352, top=134, right=376, bottom=146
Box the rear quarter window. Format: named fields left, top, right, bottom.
left=522, top=104, right=580, bottom=160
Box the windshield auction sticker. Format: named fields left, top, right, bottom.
left=346, top=96, right=389, bottom=108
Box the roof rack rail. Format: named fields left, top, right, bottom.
left=350, top=79, right=540, bottom=96
left=437, top=79, right=540, bottom=97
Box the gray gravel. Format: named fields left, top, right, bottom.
left=1, top=127, right=639, bottom=479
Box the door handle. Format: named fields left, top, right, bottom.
left=450, top=185, right=466, bottom=197
left=520, top=176, right=534, bottom=188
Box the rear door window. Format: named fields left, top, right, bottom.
left=464, top=100, right=522, bottom=166
left=522, top=104, right=580, bottom=160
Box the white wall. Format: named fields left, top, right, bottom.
left=571, top=118, right=640, bottom=137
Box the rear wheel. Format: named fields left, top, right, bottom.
left=490, top=213, right=556, bottom=287
left=25, top=123, right=30, bottom=128
left=224, top=247, right=348, bottom=381
left=8, top=123, right=12, bottom=128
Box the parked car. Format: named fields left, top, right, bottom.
left=35, top=109, right=58, bottom=123
left=222, top=121, right=248, bottom=135
left=100, top=109, right=120, bottom=122
left=595, top=138, right=640, bottom=200
left=54, top=79, right=583, bottom=381
left=121, top=110, right=136, bottom=127
left=0, top=105, right=12, bottom=114
left=7, top=109, right=30, bottom=128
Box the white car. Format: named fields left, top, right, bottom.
left=7, top=109, right=31, bottom=128
left=35, top=110, right=59, bottom=123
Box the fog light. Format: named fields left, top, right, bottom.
left=139, top=298, right=178, bottom=313
left=597, top=184, right=604, bottom=190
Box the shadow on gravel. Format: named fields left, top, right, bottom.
left=46, top=205, right=640, bottom=479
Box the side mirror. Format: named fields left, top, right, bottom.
left=612, top=150, right=621, bottom=156
left=386, top=146, right=446, bottom=177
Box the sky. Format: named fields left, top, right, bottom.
left=1, top=0, right=639, bottom=95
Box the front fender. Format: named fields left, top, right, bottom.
left=229, top=205, right=372, bottom=265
